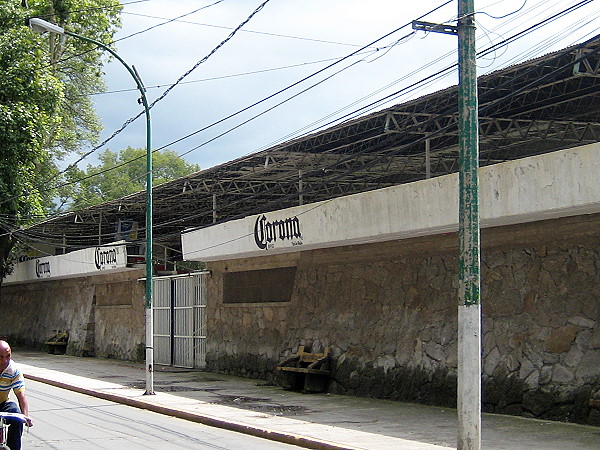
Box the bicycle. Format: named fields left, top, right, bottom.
left=0, top=412, right=27, bottom=450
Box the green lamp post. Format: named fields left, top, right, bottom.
left=29, top=18, right=155, bottom=395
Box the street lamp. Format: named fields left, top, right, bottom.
left=29, top=18, right=155, bottom=395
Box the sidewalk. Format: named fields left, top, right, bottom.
left=15, top=351, right=600, bottom=449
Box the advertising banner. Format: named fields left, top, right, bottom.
left=3, top=243, right=128, bottom=285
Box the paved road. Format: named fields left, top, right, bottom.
left=16, top=352, right=600, bottom=450
left=21, top=380, right=298, bottom=449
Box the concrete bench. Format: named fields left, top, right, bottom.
left=276, top=346, right=331, bottom=393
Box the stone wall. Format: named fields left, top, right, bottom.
left=0, top=269, right=145, bottom=361
left=205, top=214, right=600, bottom=425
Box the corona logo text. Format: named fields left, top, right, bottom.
left=254, top=215, right=302, bottom=250
left=35, top=259, right=51, bottom=278
left=95, top=247, right=118, bottom=270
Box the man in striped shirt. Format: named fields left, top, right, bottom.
left=0, top=340, right=32, bottom=450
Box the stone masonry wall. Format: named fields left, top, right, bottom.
left=206, top=214, right=600, bottom=425
left=0, top=269, right=145, bottom=361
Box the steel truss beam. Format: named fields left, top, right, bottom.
left=23, top=36, right=600, bottom=260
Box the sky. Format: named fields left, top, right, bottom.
left=87, top=0, right=599, bottom=172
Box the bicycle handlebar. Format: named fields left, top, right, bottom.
left=0, top=413, right=27, bottom=424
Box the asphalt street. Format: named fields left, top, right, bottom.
left=22, top=379, right=297, bottom=449
left=15, top=352, right=600, bottom=450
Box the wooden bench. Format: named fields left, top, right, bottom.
left=276, top=346, right=331, bottom=393
left=45, top=330, right=69, bottom=355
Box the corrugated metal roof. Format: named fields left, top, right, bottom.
left=22, top=35, right=600, bottom=263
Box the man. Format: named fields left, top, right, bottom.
left=0, top=340, right=32, bottom=450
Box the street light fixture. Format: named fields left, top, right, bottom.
left=29, top=18, right=155, bottom=395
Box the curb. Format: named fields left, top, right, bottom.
left=25, top=373, right=361, bottom=450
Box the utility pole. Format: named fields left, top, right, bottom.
left=456, top=0, right=481, bottom=448
left=414, top=0, right=481, bottom=448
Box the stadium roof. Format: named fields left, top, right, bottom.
left=23, top=35, right=600, bottom=262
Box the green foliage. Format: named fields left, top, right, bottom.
left=0, top=3, right=63, bottom=278
left=64, top=147, right=200, bottom=209
left=0, top=1, right=122, bottom=281
left=27, top=0, right=123, bottom=156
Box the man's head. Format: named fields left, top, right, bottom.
left=0, top=340, right=12, bottom=372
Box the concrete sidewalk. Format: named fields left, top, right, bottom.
left=14, top=351, right=600, bottom=449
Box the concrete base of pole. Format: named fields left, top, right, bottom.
left=457, top=303, right=481, bottom=450
left=145, top=307, right=155, bottom=395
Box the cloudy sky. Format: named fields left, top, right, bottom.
left=87, top=0, right=599, bottom=172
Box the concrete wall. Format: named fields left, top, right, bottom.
left=183, top=143, right=600, bottom=262
left=205, top=213, right=600, bottom=425
left=0, top=269, right=145, bottom=361
left=3, top=144, right=600, bottom=425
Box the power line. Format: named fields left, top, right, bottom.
left=23, top=1, right=224, bottom=83
left=65, top=0, right=272, bottom=173
left=0, top=0, right=273, bottom=210
left=175, top=59, right=367, bottom=159
left=37, top=1, right=378, bottom=97
left=8, top=2, right=588, bottom=225
left=84, top=54, right=376, bottom=97
left=162, top=0, right=596, bottom=161
left=114, top=0, right=226, bottom=43
left=143, top=7, right=600, bottom=237
left=106, top=2, right=457, bottom=167
left=18, top=26, right=600, bottom=247
left=11, top=50, right=600, bottom=264
left=17, top=0, right=147, bottom=20
left=174, top=35, right=600, bottom=248
left=5, top=0, right=454, bottom=212
left=477, top=0, right=528, bottom=20
left=120, top=10, right=369, bottom=48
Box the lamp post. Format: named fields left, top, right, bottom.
left=29, top=18, right=155, bottom=395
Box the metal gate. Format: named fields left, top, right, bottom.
left=153, top=272, right=207, bottom=368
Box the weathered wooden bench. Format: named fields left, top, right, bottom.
left=276, top=346, right=331, bottom=393
left=45, top=330, right=69, bottom=355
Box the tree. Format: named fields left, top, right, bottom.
left=0, top=1, right=122, bottom=284
left=0, top=3, right=62, bottom=281
left=63, top=147, right=200, bottom=210
left=27, top=0, right=122, bottom=156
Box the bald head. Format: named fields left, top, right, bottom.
left=0, top=340, right=11, bottom=372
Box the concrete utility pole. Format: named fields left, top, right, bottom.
left=456, top=0, right=481, bottom=448
left=414, top=1, right=481, bottom=448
